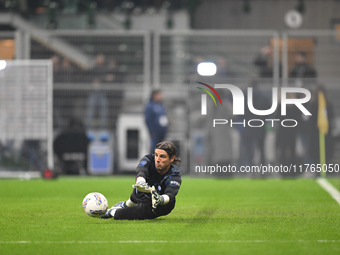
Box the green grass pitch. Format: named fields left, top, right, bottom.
left=0, top=177, right=340, bottom=255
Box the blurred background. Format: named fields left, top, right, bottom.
left=0, top=0, right=340, bottom=178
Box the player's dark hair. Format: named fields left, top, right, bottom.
left=155, top=141, right=181, bottom=165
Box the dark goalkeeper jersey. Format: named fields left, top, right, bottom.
left=135, top=154, right=182, bottom=203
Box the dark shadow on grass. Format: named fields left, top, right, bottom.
left=96, top=208, right=217, bottom=224
left=160, top=207, right=218, bottom=225
left=95, top=208, right=285, bottom=225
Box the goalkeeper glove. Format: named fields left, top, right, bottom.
left=132, top=180, right=152, bottom=193
left=151, top=186, right=164, bottom=209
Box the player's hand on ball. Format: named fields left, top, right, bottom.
left=151, top=186, right=164, bottom=209
left=132, top=180, right=152, bottom=193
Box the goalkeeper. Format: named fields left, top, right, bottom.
left=102, top=141, right=182, bottom=220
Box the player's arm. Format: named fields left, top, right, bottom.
left=152, top=175, right=181, bottom=209
left=132, top=156, right=153, bottom=193
left=163, top=175, right=182, bottom=202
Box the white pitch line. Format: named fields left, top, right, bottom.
left=317, top=178, right=340, bottom=206
left=1, top=240, right=340, bottom=244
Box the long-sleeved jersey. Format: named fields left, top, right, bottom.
left=136, top=154, right=182, bottom=203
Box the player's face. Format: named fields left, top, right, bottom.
left=154, top=149, right=174, bottom=175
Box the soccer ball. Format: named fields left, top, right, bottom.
left=82, top=192, right=108, bottom=218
